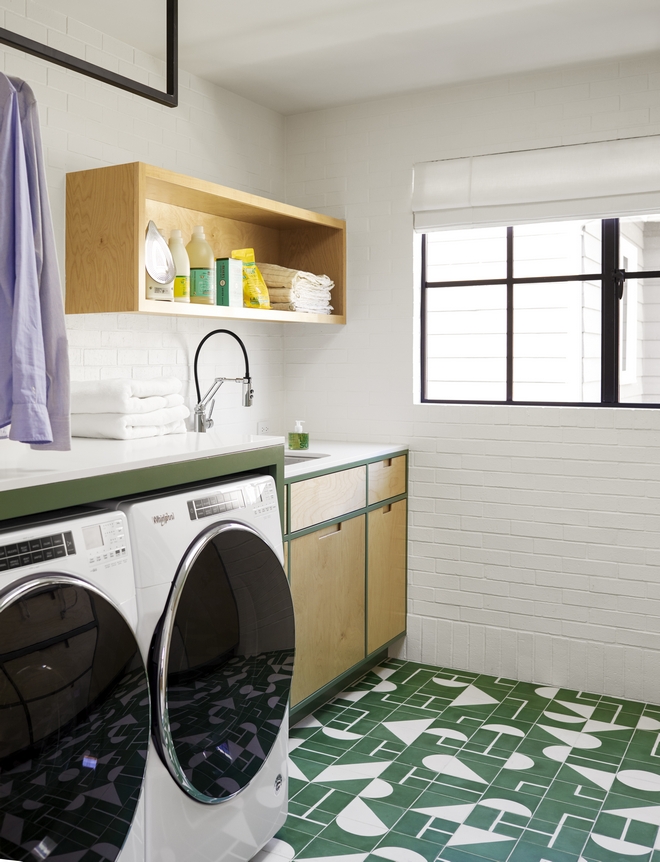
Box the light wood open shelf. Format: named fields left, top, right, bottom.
left=65, top=162, right=346, bottom=324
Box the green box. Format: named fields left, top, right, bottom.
left=216, top=258, right=243, bottom=306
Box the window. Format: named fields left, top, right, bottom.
left=420, top=216, right=660, bottom=406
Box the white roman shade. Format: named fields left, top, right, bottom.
left=413, top=135, right=660, bottom=231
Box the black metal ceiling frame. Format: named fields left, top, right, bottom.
left=0, top=0, right=178, bottom=107
left=421, top=222, right=660, bottom=408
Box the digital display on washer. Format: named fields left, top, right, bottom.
left=0, top=579, right=149, bottom=862
left=155, top=525, right=294, bottom=802
left=0, top=531, right=74, bottom=571
left=82, top=523, right=104, bottom=550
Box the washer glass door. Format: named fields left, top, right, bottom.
left=152, top=523, right=294, bottom=803
left=0, top=576, right=149, bottom=862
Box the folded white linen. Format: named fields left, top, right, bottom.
left=271, top=302, right=332, bottom=314
left=71, top=378, right=183, bottom=415
left=257, top=262, right=334, bottom=292
left=268, top=286, right=333, bottom=304
left=266, top=281, right=334, bottom=314
left=71, top=404, right=190, bottom=440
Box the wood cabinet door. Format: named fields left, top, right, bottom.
left=289, top=515, right=365, bottom=705
left=367, top=500, right=407, bottom=654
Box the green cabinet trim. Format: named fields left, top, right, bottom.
left=284, top=448, right=408, bottom=490
left=0, top=447, right=284, bottom=523
left=285, top=450, right=408, bottom=709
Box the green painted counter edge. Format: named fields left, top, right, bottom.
left=0, top=446, right=285, bottom=523
left=283, top=448, right=409, bottom=492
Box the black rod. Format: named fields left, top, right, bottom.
left=167, top=0, right=178, bottom=102
left=0, top=0, right=177, bottom=107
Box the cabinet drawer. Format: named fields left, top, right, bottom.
left=289, top=466, right=366, bottom=533
left=368, top=455, right=406, bottom=505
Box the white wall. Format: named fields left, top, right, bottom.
left=1, top=1, right=288, bottom=434
left=5, top=1, right=660, bottom=703
left=283, top=53, right=660, bottom=703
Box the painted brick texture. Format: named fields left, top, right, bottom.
left=4, top=2, right=660, bottom=704
left=0, top=0, right=287, bottom=432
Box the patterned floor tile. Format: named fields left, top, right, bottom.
left=277, top=660, right=660, bottom=862
left=368, top=830, right=447, bottom=861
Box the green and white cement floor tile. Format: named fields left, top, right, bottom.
left=255, top=659, right=660, bottom=862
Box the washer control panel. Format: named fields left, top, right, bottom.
left=187, top=479, right=278, bottom=521
left=0, top=531, right=75, bottom=572
left=82, top=518, right=128, bottom=568
left=187, top=489, right=246, bottom=520
left=250, top=480, right=278, bottom=517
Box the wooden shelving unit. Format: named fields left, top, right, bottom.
left=65, top=162, right=346, bottom=324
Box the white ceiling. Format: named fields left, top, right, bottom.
left=34, top=0, right=660, bottom=114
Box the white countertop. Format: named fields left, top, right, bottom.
left=0, top=432, right=285, bottom=494
left=0, top=435, right=406, bottom=496
left=283, top=440, right=407, bottom=479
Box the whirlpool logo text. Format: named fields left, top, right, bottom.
left=153, top=512, right=175, bottom=527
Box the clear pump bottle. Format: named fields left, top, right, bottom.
left=186, top=225, right=215, bottom=304
left=288, top=419, right=309, bottom=450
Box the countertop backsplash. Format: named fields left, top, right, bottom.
left=65, top=312, right=287, bottom=438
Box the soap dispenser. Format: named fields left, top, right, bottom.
left=288, top=420, right=309, bottom=450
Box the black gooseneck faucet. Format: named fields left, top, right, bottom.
left=193, top=329, right=253, bottom=432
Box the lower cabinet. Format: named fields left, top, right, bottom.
left=289, top=515, right=365, bottom=705
left=367, top=499, right=407, bottom=655
left=286, top=451, right=408, bottom=711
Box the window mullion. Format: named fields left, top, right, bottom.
left=601, top=219, right=620, bottom=404
left=506, top=226, right=513, bottom=402
left=421, top=233, right=428, bottom=401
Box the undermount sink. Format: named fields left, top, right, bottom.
left=284, top=452, right=329, bottom=465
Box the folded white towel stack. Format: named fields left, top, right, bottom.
left=257, top=262, right=334, bottom=315
left=70, top=378, right=190, bottom=440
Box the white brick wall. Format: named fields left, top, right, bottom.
left=284, top=52, right=660, bottom=703
left=1, top=1, right=287, bottom=433
left=5, top=3, right=660, bottom=702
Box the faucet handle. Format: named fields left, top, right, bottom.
left=206, top=398, right=216, bottom=427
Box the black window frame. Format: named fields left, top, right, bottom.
left=421, top=219, right=660, bottom=407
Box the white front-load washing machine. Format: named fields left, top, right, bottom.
left=115, top=475, right=294, bottom=862
left=0, top=507, right=149, bottom=862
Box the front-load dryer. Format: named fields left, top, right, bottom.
left=0, top=507, right=149, bottom=862
left=116, top=475, right=294, bottom=862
